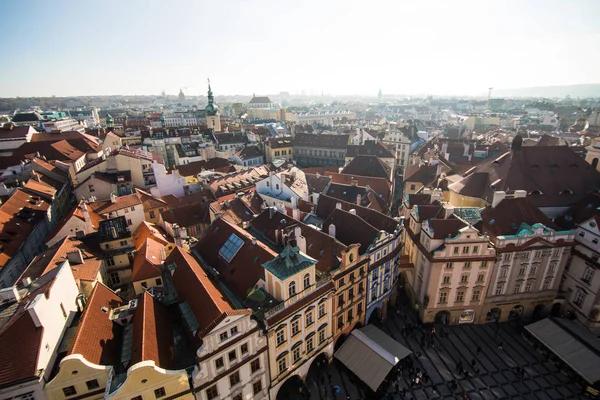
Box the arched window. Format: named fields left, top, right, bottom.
left=303, top=273, right=310, bottom=289
left=289, top=282, right=296, bottom=297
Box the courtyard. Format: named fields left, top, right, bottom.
left=300, top=308, right=589, bottom=399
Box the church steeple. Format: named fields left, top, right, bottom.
left=205, top=78, right=219, bottom=117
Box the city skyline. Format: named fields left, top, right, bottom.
left=2, top=0, right=600, bottom=97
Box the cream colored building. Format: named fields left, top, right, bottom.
left=403, top=201, right=496, bottom=324
left=261, top=245, right=335, bottom=399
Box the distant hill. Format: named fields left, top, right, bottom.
left=493, top=84, right=600, bottom=99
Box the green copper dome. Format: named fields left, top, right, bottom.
left=106, top=114, right=113, bottom=122
left=205, top=80, right=219, bottom=116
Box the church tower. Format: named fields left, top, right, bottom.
left=205, top=79, right=222, bottom=132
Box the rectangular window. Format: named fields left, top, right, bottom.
left=229, top=371, right=240, bottom=387
left=518, top=268, right=525, bottom=276
left=495, top=284, right=503, bottom=295
left=443, top=276, right=451, bottom=284
left=306, top=312, right=313, bottom=327
left=127, top=219, right=132, bottom=226
left=477, top=274, right=484, bottom=283
left=228, top=350, right=236, bottom=362
left=530, top=265, right=537, bottom=275
left=291, top=320, right=299, bottom=336
left=86, top=379, right=100, bottom=390
left=453, top=247, right=459, bottom=254
left=155, top=278, right=162, bottom=285
left=514, top=284, right=521, bottom=293
left=62, top=387, right=77, bottom=397
left=278, top=357, right=287, bottom=374
left=215, top=357, right=224, bottom=370
left=206, top=385, right=218, bottom=400
left=219, top=332, right=228, bottom=342
left=357, top=302, right=363, bottom=315
left=293, top=347, right=301, bottom=363
left=460, top=275, right=468, bottom=283
left=154, top=387, right=166, bottom=399
left=463, top=262, right=471, bottom=270
left=253, top=380, right=263, bottom=395
left=525, top=282, right=532, bottom=292
left=348, top=288, right=354, bottom=300
left=462, top=246, right=469, bottom=254
left=500, top=268, right=508, bottom=278
left=276, top=329, right=285, bottom=346
left=241, top=343, right=248, bottom=355
left=481, top=261, right=487, bottom=268
left=306, top=337, right=314, bottom=353
left=338, top=315, right=344, bottom=328
left=574, top=291, right=586, bottom=307
left=251, top=358, right=261, bottom=373
left=534, top=251, right=542, bottom=259
left=456, top=291, right=465, bottom=302
left=231, top=326, right=239, bottom=336
left=318, top=303, right=326, bottom=318
left=472, top=290, right=481, bottom=301
left=149, top=210, right=155, bottom=219
left=472, top=246, right=479, bottom=253
left=439, top=292, right=447, bottom=303
left=337, top=294, right=344, bottom=308
left=445, top=262, right=453, bottom=270
left=583, top=268, right=595, bottom=284
left=503, top=253, right=512, bottom=262
left=319, top=328, right=326, bottom=343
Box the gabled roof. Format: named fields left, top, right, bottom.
left=293, top=133, right=350, bottom=148
left=176, top=158, right=234, bottom=177
left=167, top=247, right=236, bottom=343
left=88, top=193, right=142, bottom=215
left=131, top=238, right=164, bottom=282
left=160, top=203, right=210, bottom=228
left=19, top=236, right=104, bottom=284
left=346, top=142, right=394, bottom=158
left=133, top=221, right=170, bottom=250
left=46, top=203, right=103, bottom=244
left=10, top=112, right=43, bottom=123
left=404, top=163, right=438, bottom=185
left=449, top=144, right=600, bottom=208
left=23, top=178, right=57, bottom=199
left=14, top=140, right=85, bottom=162
left=322, top=208, right=379, bottom=254
left=262, top=245, right=316, bottom=280
left=0, top=268, right=61, bottom=387
left=305, top=173, right=332, bottom=194
left=316, top=194, right=399, bottom=235
left=210, top=197, right=256, bottom=226
left=426, top=218, right=468, bottom=239
left=195, top=218, right=277, bottom=299
left=479, top=197, right=559, bottom=239
left=341, top=155, right=391, bottom=182
left=249, top=96, right=272, bottom=104
left=236, top=145, right=263, bottom=160
left=69, top=283, right=123, bottom=365
left=214, top=132, right=248, bottom=145
left=130, top=292, right=174, bottom=369
left=135, top=188, right=168, bottom=210
left=325, top=183, right=388, bottom=213
left=250, top=209, right=348, bottom=273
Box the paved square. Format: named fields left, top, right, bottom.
left=303, top=307, right=589, bottom=399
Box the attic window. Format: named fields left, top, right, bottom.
left=560, top=189, right=573, bottom=195
left=529, top=190, right=543, bottom=195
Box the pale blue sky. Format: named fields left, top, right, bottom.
left=1, top=0, right=599, bottom=97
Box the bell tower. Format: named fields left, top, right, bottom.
left=205, top=79, right=222, bottom=132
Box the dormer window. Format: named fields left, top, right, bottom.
left=560, top=189, right=573, bottom=195
left=530, top=190, right=543, bottom=195
left=289, top=282, right=296, bottom=297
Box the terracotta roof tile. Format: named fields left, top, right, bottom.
left=322, top=208, right=379, bottom=254
left=131, top=238, right=164, bottom=282
left=131, top=292, right=174, bottom=369
left=168, top=247, right=235, bottom=342
left=195, top=218, right=277, bottom=299
left=88, top=193, right=142, bottom=215
left=68, top=283, right=123, bottom=365
left=133, top=221, right=170, bottom=250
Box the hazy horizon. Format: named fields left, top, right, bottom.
left=2, top=0, right=599, bottom=98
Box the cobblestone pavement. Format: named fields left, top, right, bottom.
left=302, top=307, right=588, bottom=400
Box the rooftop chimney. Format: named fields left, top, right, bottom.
left=349, top=209, right=357, bottom=215
left=491, top=190, right=507, bottom=208
left=269, top=206, right=275, bottom=219
left=80, top=202, right=93, bottom=234
left=512, top=135, right=523, bottom=151
left=22, top=277, right=32, bottom=288
left=328, top=223, right=336, bottom=238
left=67, top=249, right=84, bottom=265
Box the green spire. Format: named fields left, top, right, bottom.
left=205, top=78, right=218, bottom=116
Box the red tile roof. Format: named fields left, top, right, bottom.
left=46, top=202, right=103, bottom=245
left=69, top=283, right=123, bottom=365
left=131, top=238, right=164, bottom=282
left=322, top=208, right=379, bottom=254
left=88, top=193, right=142, bottom=215
left=195, top=218, right=277, bottom=299
left=168, top=247, right=240, bottom=343
left=131, top=292, right=174, bottom=369
left=133, top=221, right=170, bottom=250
